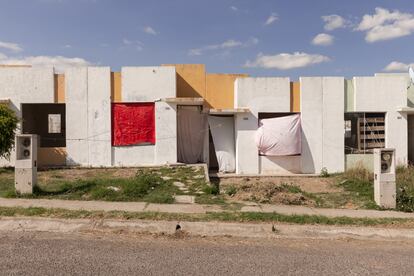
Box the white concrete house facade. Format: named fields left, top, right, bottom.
left=0, top=65, right=412, bottom=175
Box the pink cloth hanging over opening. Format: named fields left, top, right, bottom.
left=255, top=114, right=301, bottom=156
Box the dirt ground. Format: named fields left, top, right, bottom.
left=215, top=176, right=345, bottom=207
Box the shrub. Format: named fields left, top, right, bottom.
left=225, top=185, right=237, bottom=196
left=203, top=184, right=219, bottom=195
left=0, top=105, right=18, bottom=159
left=343, top=166, right=373, bottom=182
left=320, top=167, right=329, bottom=177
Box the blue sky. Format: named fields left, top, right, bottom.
left=0, top=0, right=414, bottom=79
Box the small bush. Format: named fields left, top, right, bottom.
left=226, top=185, right=237, bottom=196
left=280, top=183, right=302, bottom=194
left=0, top=105, right=18, bottom=159
left=396, top=165, right=414, bottom=212
left=320, top=167, right=329, bottom=178
left=203, top=184, right=219, bottom=195
left=343, top=166, right=373, bottom=182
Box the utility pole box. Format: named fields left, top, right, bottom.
left=373, top=148, right=396, bottom=209
left=15, top=134, right=38, bottom=194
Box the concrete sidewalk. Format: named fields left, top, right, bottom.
left=1, top=198, right=414, bottom=219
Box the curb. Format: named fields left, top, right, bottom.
left=1, top=217, right=414, bottom=241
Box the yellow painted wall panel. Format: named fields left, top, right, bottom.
left=290, top=82, right=300, bottom=112
left=54, top=74, right=65, bottom=103
left=111, top=72, right=122, bottom=102
left=206, top=73, right=248, bottom=109
left=38, top=147, right=67, bottom=167
left=162, top=64, right=206, bottom=98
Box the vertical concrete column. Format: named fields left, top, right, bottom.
left=300, top=77, right=323, bottom=173
left=65, top=68, right=89, bottom=166
left=155, top=101, right=177, bottom=164
left=322, top=77, right=345, bottom=173
left=235, top=112, right=259, bottom=174
left=87, top=67, right=111, bottom=167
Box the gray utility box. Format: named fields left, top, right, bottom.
left=15, top=134, right=38, bottom=194
left=373, top=148, right=396, bottom=209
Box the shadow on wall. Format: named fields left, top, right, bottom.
left=38, top=147, right=67, bottom=168
left=260, top=155, right=302, bottom=174
left=176, top=74, right=203, bottom=98
left=300, top=130, right=315, bottom=174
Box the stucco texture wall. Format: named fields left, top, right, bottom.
left=113, top=66, right=177, bottom=166
left=353, top=75, right=408, bottom=165
left=0, top=67, right=55, bottom=167
left=300, top=77, right=345, bottom=174
left=162, top=64, right=206, bottom=98
left=206, top=73, right=248, bottom=109
left=234, top=77, right=292, bottom=174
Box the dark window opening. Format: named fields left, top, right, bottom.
left=345, top=112, right=385, bottom=154
left=21, top=103, right=66, bottom=148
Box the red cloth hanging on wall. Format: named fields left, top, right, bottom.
left=112, top=103, right=155, bottom=146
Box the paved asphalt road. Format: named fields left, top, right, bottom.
left=1, top=231, right=414, bottom=275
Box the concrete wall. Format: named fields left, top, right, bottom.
left=122, top=66, right=176, bottom=101
left=65, top=67, right=89, bottom=166
left=87, top=67, right=111, bottom=167
left=113, top=66, right=177, bottom=166
left=322, top=78, right=345, bottom=173
left=345, top=154, right=374, bottom=172
left=300, top=78, right=323, bottom=174
left=0, top=67, right=55, bottom=167
left=206, top=73, right=248, bottom=109
left=300, top=77, right=344, bottom=174
left=259, top=156, right=302, bottom=174
left=163, top=64, right=206, bottom=98
left=234, top=77, right=291, bottom=174
left=353, top=75, right=407, bottom=165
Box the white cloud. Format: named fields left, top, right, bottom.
left=143, top=26, right=158, bottom=35
left=312, top=33, right=334, bottom=46
left=383, top=61, right=414, bottom=72
left=188, top=37, right=258, bottom=56
left=230, top=6, right=238, bottom=11
left=0, top=41, right=23, bottom=53
left=63, top=44, right=72, bottom=48
left=122, top=38, right=143, bottom=51
left=264, top=13, right=278, bottom=26
left=322, top=14, right=348, bottom=31
left=356, top=7, right=414, bottom=42
left=244, top=52, right=330, bottom=70
left=0, top=53, right=91, bottom=73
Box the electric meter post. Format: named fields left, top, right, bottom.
left=373, top=148, right=396, bottom=209
left=15, top=134, right=38, bottom=194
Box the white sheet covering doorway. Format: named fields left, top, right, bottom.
left=208, top=115, right=236, bottom=173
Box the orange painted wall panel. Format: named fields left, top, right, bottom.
left=206, top=73, right=248, bottom=109
left=162, top=64, right=206, bottom=98
left=54, top=74, right=65, bottom=103
left=111, top=72, right=122, bottom=102
left=290, top=82, right=300, bottom=112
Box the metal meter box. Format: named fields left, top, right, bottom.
left=373, top=148, right=396, bottom=208
left=15, top=134, right=38, bottom=194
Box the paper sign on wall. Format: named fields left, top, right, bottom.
left=48, top=114, right=61, bottom=134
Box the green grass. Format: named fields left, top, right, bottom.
left=0, top=166, right=217, bottom=204
left=6, top=171, right=179, bottom=204
left=0, top=206, right=412, bottom=227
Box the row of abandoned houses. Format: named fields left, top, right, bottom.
left=0, top=64, right=413, bottom=175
